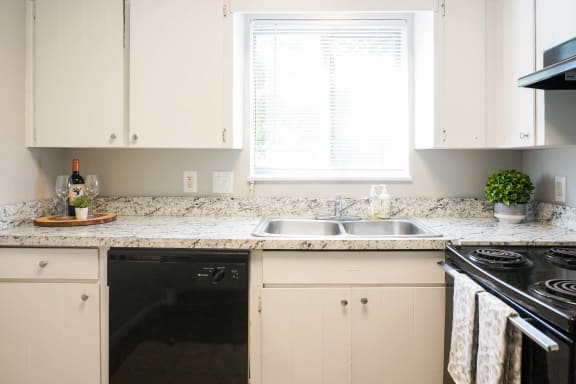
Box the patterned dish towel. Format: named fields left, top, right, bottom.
left=448, top=273, right=485, bottom=384
left=476, top=292, right=522, bottom=384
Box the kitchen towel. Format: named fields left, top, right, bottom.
left=448, top=272, right=485, bottom=384
left=476, top=292, right=522, bottom=384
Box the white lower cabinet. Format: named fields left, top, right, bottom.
left=0, top=248, right=100, bottom=384
left=260, top=251, right=445, bottom=384
left=262, top=288, right=352, bottom=384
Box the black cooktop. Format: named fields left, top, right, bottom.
left=447, top=244, right=576, bottom=334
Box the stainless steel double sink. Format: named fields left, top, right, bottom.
left=252, top=218, right=441, bottom=238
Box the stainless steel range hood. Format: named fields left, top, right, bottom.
left=518, top=36, right=576, bottom=89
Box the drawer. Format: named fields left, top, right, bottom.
left=0, top=248, right=99, bottom=280
left=263, top=251, right=444, bottom=285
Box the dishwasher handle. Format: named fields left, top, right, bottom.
left=437, top=261, right=559, bottom=353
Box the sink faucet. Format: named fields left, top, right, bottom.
left=324, top=194, right=368, bottom=220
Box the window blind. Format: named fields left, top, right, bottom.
left=250, top=18, right=410, bottom=179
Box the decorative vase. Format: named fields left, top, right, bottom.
left=493, top=203, right=527, bottom=224
left=75, top=207, right=89, bottom=220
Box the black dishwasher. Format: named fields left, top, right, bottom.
left=108, top=248, right=249, bottom=384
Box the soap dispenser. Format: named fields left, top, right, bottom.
left=368, top=185, right=392, bottom=219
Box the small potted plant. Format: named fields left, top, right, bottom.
left=485, top=169, right=534, bottom=224
left=73, top=195, right=91, bottom=220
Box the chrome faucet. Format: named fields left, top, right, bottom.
left=317, top=194, right=368, bottom=221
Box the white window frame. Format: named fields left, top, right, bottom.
left=245, top=13, right=414, bottom=182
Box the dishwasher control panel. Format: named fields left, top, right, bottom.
left=195, top=263, right=248, bottom=289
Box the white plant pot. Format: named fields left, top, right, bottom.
left=75, top=207, right=89, bottom=220
left=493, top=203, right=527, bottom=224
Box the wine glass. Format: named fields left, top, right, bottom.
left=55, top=175, right=71, bottom=218
left=85, top=175, right=101, bottom=217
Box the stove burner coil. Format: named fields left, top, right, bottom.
left=545, top=248, right=576, bottom=269
left=469, top=248, right=528, bottom=269
left=531, top=279, right=576, bottom=306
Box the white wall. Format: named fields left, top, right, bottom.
left=65, top=147, right=522, bottom=198
left=524, top=147, right=576, bottom=206
left=0, top=0, right=63, bottom=205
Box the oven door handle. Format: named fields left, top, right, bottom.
left=508, top=317, right=559, bottom=352
left=437, top=261, right=560, bottom=353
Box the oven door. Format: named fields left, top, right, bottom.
left=440, top=259, right=575, bottom=384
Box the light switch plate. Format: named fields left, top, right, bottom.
left=212, top=171, right=234, bottom=194
left=555, top=176, right=567, bottom=204
left=183, top=171, right=198, bottom=193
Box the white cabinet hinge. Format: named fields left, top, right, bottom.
left=222, top=128, right=227, bottom=143
left=438, top=0, right=446, bottom=17
left=258, top=296, right=262, bottom=314
left=223, top=3, right=229, bottom=18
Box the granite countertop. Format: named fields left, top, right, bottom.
left=1, top=215, right=576, bottom=250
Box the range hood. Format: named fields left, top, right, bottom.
left=518, top=36, right=576, bottom=89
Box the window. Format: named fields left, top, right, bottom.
left=249, top=16, right=411, bottom=180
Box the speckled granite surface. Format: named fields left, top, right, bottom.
left=93, top=196, right=495, bottom=218
left=0, top=198, right=58, bottom=231
left=0, top=216, right=446, bottom=250
left=1, top=197, right=576, bottom=249
left=0, top=215, right=576, bottom=249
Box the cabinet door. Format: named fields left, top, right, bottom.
left=437, top=0, right=486, bottom=148
left=0, top=282, right=100, bottom=384
left=33, top=0, right=124, bottom=147
left=486, top=0, right=535, bottom=147
left=351, top=287, right=445, bottom=384
left=261, top=288, right=351, bottom=384
left=534, top=0, right=576, bottom=146
left=129, top=0, right=234, bottom=148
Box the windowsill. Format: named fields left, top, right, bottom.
left=248, top=175, right=413, bottom=182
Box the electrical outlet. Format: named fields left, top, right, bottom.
left=183, top=171, right=198, bottom=193
left=555, top=176, right=567, bottom=204
left=212, top=171, right=234, bottom=194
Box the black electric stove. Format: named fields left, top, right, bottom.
left=447, top=244, right=576, bottom=334
left=445, top=244, right=576, bottom=384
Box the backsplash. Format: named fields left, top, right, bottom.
left=94, top=196, right=495, bottom=218
left=536, top=203, right=576, bottom=232
left=0, top=198, right=58, bottom=230
left=1, top=196, right=574, bottom=231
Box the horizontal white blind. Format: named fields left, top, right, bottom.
left=250, top=18, right=410, bottom=179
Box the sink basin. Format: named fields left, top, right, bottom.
left=342, top=219, right=440, bottom=237
left=252, top=218, right=344, bottom=237
left=252, top=218, right=440, bottom=238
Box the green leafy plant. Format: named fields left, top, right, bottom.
left=73, top=195, right=91, bottom=208
left=485, top=169, right=534, bottom=205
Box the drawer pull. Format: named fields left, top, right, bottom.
left=360, top=297, right=368, bottom=304
left=38, top=260, right=48, bottom=268
left=81, top=294, right=89, bottom=302
left=340, top=299, right=348, bottom=307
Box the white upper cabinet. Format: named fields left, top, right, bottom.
left=415, top=0, right=487, bottom=148
left=416, top=0, right=538, bottom=149
left=486, top=0, right=536, bottom=147
left=31, top=0, right=124, bottom=147
left=437, top=0, right=487, bottom=148
left=129, top=0, right=239, bottom=148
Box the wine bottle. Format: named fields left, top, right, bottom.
left=68, top=159, right=85, bottom=216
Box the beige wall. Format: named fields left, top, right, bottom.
left=0, top=0, right=63, bottom=205
left=524, top=147, right=576, bottom=207
left=65, top=147, right=523, bottom=198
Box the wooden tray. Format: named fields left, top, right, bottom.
left=34, top=213, right=117, bottom=227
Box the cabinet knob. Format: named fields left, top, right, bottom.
left=131, top=134, right=139, bottom=142
left=81, top=294, right=89, bottom=302
left=38, top=260, right=48, bottom=268
left=360, top=297, right=368, bottom=304
left=519, top=132, right=530, bottom=139
left=340, top=299, right=348, bottom=307
left=109, top=133, right=117, bottom=141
